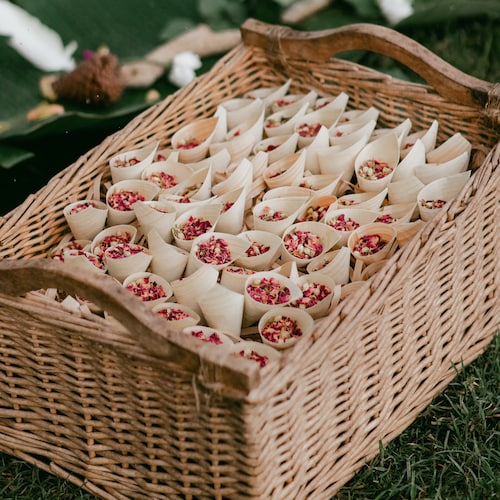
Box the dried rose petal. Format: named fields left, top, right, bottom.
left=245, top=241, right=270, bottom=257
left=108, top=190, right=145, bottom=211
left=261, top=315, right=303, bottom=344
left=283, top=229, right=323, bottom=259
left=222, top=201, right=235, bottom=213
left=327, top=214, right=360, bottom=231
left=105, top=242, right=148, bottom=259
left=94, top=231, right=133, bottom=258
left=157, top=307, right=190, bottom=321
left=258, top=206, right=287, bottom=222
left=195, top=236, right=232, bottom=265
left=68, top=201, right=96, bottom=215
left=65, top=249, right=105, bottom=270
left=296, top=205, right=328, bottom=223
left=51, top=240, right=87, bottom=262
left=225, top=266, right=255, bottom=275
left=190, top=330, right=223, bottom=344
left=420, top=199, right=446, bottom=209
left=246, top=276, right=291, bottom=305
left=296, top=122, right=321, bottom=138
left=352, top=234, right=386, bottom=256
left=112, top=157, right=140, bottom=168
left=265, top=117, right=285, bottom=128
left=238, top=349, right=269, bottom=368
left=145, top=171, right=177, bottom=189
left=126, top=276, right=167, bottom=302
left=291, top=282, right=332, bottom=309
left=176, top=137, right=200, bottom=150
left=358, top=159, right=393, bottom=180
left=175, top=216, right=213, bottom=241
left=374, top=214, right=397, bottom=224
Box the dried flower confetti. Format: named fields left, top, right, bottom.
left=175, top=216, right=213, bottom=240
left=126, top=276, right=167, bottom=302
left=195, top=236, right=232, bottom=265
left=420, top=199, right=446, bottom=209
left=247, top=276, right=291, bottom=305
left=237, top=348, right=269, bottom=368
left=68, top=201, right=96, bottom=215
left=296, top=122, right=321, bottom=138
left=261, top=315, right=303, bottom=344
left=105, top=242, right=148, bottom=259
left=107, top=190, right=145, bottom=211
left=190, top=330, right=223, bottom=344
left=145, top=171, right=177, bottom=189
left=157, top=307, right=190, bottom=321
left=352, top=234, right=386, bottom=256
left=258, top=206, right=287, bottom=222
left=291, top=282, right=332, bottom=309
left=283, top=229, right=323, bottom=259
left=358, top=159, right=393, bottom=180
left=327, top=214, right=360, bottom=231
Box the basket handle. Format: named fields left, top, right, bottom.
left=240, top=18, right=498, bottom=112
left=0, top=258, right=260, bottom=397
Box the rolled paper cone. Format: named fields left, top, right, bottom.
left=157, top=193, right=216, bottom=216
left=417, top=171, right=471, bottom=221
left=147, top=229, right=189, bottom=281
left=171, top=203, right=222, bottom=251
left=141, top=160, right=193, bottom=194
left=395, top=220, right=425, bottom=247
left=348, top=222, right=398, bottom=265
left=182, top=325, right=234, bottom=350
left=295, top=121, right=330, bottom=149
left=223, top=97, right=264, bottom=131
left=50, top=238, right=92, bottom=262
left=229, top=340, right=282, bottom=368
left=324, top=207, right=380, bottom=247
left=152, top=302, right=201, bottom=331
left=171, top=116, right=218, bottom=163
left=330, top=119, right=377, bottom=148
left=209, top=126, right=257, bottom=163
left=185, top=147, right=231, bottom=176
left=62, top=249, right=107, bottom=275
left=212, top=158, right=253, bottom=197
left=401, top=119, right=439, bottom=158
left=338, top=106, right=380, bottom=127
left=244, top=78, right=292, bottom=110
left=64, top=200, right=108, bottom=240
left=263, top=149, right=306, bottom=189
left=109, top=141, right=159, bottom=184
left=122, top=271, right=173, bottom=309
left=249, top=150, right=269, bottom=182
left=220, top=266, right=257, bottom=294
left=226, top=103, right=265, bottom=144
left=185, top=232, right=251, bottom=276
left=414, top=151, right=469, bottom=185
left=153, top=148, right=177, bottom=162
left=317, top=134, right=368, bottom=181
left=273, top=260, right=300, bottom=282
left=253, top=197, right=307, bottom=236
left=199, top=284, right=245, bottom=337
left=171, top=265, right=219, bottom=318
left=258, top=306, right=314, bottom=350
left=91, top=224, right=138, bottom=258
left=262, top=186, right=312, bottom=202
left=264, top=102, right=309, bottom=137
left=375, top=202, right=416, bottom=225
left=106, top=179, right=160, bottom=226
left=236, top=230, right=283, bottom=271
left=215, top=186, right=247, bottom=234
left=212, top=105, right=227, bottom=143
left=104, top=243, right=152, bottom=282
left=133, top=200, right=176, bottom=242
left=289, top=271, right=337, bottom=319
left=307, top=246, right=351, bottom=285
left=299, top=174, right=342, bottom=197
left=355, top=133, right=399, bottom=192
left=388, top=176, right=425, bottom=206
left=243, top=271, right=303, bottom=327
left=271, top=90, right=318, bottom=118
left=172, top=165, right=212, bottom=201
left=370, top=118, right=412, bottom=148
left=392, top=139, right=426, bottom=181
left=426, top=132, right=471, bottom=164
left=303, top=126, right=330, bottom=173
left=295, top=194, right=338, bottom=223
left=337, top=188, right=388, bottom=211
left=253, top=133, right=299, bottom=164
left=280, top=221, right=339, bottom=268
left=312, top=91, right=349, bottom=118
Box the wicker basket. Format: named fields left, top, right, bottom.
left=0, top=19, right=498, bottom=499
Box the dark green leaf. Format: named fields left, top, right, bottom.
left=343, top=0, right=381, bottom=18
left=0, top=144, right=34, bottom=169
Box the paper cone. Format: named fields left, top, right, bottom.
left=211, top=105, right=227, bottom=143
left=312, top=91, right=349, bottom=117
left=147, top=229, right=189, bottom=281
left=348, top=222, right=398, bottom=265
left=401, top=119, right=438, bottom=158
left=212, top=158, right=253, bottom=197
left=258, top=306, right=314, bottom=350
left=171, top=116, right=219, bottom=162
left=263, top=150, right=306, bottom=189
left=152, top=302, right=201, bottom=331
left=370, top=118, right=412, bottom=148
left=104, top=242, right=152, bottom=282
left=222, top=97, right=264, bottom=131
left=106, top=179, right=160, bottom=225
left=387, top=176, right=425, bottom=206
left=330, top=119, right=377, bottom=148
left=220, top=266, right=257, bottom=294
left=172, top=165, right=212, bottom=201
left=295, top=195, right=337, bottom=223
left=185, top=147, right=231, bottom=176
left=91, top=224, right=138, bottom=259
left=262, top=186, right=312, bottom=202
left=290, top=271, right=337, bottom=319
left=133, top=200, right=176, bottom=242
left=253, top=197, right=306, bottom=236
left=271, top=90, right=317, bottom=118
left=157, top=193, right=216, bottom=216
left=395, top=220, right=425, bottom=247
left=392, top=139, right=426, bottom=181
left=235, top=230, right=282, bottom=271
left=109, top=142, right=159, bottom=183
left=199, top=284, right=245, bottom=337
left=64, top=200, right=108, bottom=240
left=324, top=207, right=380, bottom=246
left=253, top=133, right=299, bottom=164
left=374, top=202, right=416, bottom=225
left=299, top=174, right=342, bottom=197
left=62, top=249, right=107, bottom=275
left=426, top=132, right=472, bottom=164
left=295, top=120, right=330, bottom=149
left=141, top=160, right=193, bottom=194
left=417, top=171, right=471, bottom=221
left=244, top=79, right=291, bottom=110
left=337, top=188, right=388, bottom=211
left=306, top=246, right=351, bottom=285
left=264, top=102, right=309, bottom=137
left=214, top=186, right=247, bottom=234
left=122, top=271, right=173, bottom=308
left=414, top=151, right=469, bottom=185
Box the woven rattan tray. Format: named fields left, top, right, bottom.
left=0, top=19, right=498, bottom=499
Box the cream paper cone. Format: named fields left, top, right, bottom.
left=211, top=105, right=227, bottom=143
left=214, top=186, right=247, bottom=235
left=173, top=165, right=213, bottom=201
left=249, top=150, right=269, bottom=181
left=229, top=340, right=281, bottom=368
left=243, top=271, right=303, bottom=327
left=220, top=266, right=257, bottom=295
left=303, top=126, right=330, bottom=173
left=370, top=118, right=412, bottom=148
left=355, top=133, right=399, bottom=192
left=222, top=97, right=264, bottom=131
left=280, top=221, right=339, bottom=268
left=133, top=200, right=176, bottom=242
left=306, top=246, right=351, bottom=285
left=263, top=149, right=306, bottom=189
left=147, top=229, right=189, bottom=281
left=152, top=302, right=201, bottom=331
left=264, top=102, right=309, bottom=137
left=157, top=193, right=216, bottom=216
left=185, top=147, right=231, bottom=176
left=253, top=133, right=299, bottom=164
left=122, top=271, right=173, bottom=308
left=244, top=79, right=291, bottom=110
left=387, top=175, right=425, bottom=206
left=236, top=230, right=283, bottom=271
left=91, top=224, right=138, bottom=259
left=375, top=202, right=416, bottom=225
left=290, top=271, right=337, bottom=319
left=141, top=160, right=193, bottom=194
left=299, top=174, right=342, bottom=197
left=186, top=232, right=251, bottom=275
left=312, top=91, right=349, bottom=117
left=417, top=171, right=471, bottom=221
left=273, top=260, right=300, bottom=282
left=338, top=105, right=380, bottom=125
left=109, top=142, right=159, bottom=183
left=199, top=284, right=245, bottom=337
left=271, top=90, right=317, bottom=117
left=171, top=203, right=222, bottom=251
left=171, top=116, right=218, bottom=163
left=295, top=195, right=337, bottom=223
left=171, top=265, right=219, bottom=318
left=253, top=197, right=307, bottom=236
left=295, top=121, right=330, bottom=150
left=104, top=242, right=152, bottom=282
left=426, top=132, right=472, bottom=164
left=62, top=249, right=107, bottom=275
left=106, top=179, right=160, bottom=226
left=330, top=119, right=377, bottom=148
left=212, top=158, right=253, bottom=197
left=324, top=207, right=380, bottom=247
left=64, top=200, right=108, bottom=241
left=182, top=325, right=234, bottom=350
left=414, top=151, right=469, bottom=185
left=401, top=119, right=438, bottom=158
left=258, top=306, right=314, bottom=350
left=262, top=186, right=312, bottom=202
left=50, top=237, right=91, bottom=262
left=348, top=222, right=398, bottom=265
left=392, top=139, right=426, bottom=181
left=225, top=102, right=265, bottom=143
left=337, top=188, right=388, bottom=211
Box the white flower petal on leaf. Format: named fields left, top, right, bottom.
left=168, top=51, right=202, bottom=87
left=0, top=0, right=77, bottom=71
left=377, top=0, right=413, bottom=25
